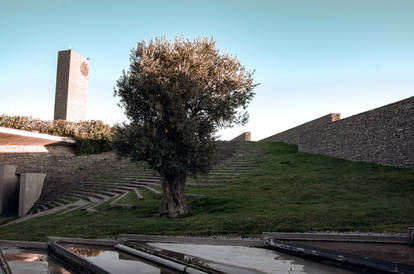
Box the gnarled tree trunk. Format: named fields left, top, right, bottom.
left=160, top=172, right=188, bottom=217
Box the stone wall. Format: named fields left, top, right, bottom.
left=299, top=97, right=414, bottom=169
left=230, top=132, right=251, bottom=142
left=260, top=114, right=341, bottom=144
left=0, top=146, right=127, bottom=201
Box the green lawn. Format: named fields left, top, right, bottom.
left=0, top=142, right=413, bottom=241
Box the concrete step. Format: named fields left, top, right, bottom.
left=104, top=189, right=127, bottom=194
left=66, top=193, right=94, bottom=202
left=187, top=183, right=219, bottom=187
left=72, top=191, right=110, bottom=200
left=191, top=178, right=237, bottom=183
left=134, top=189, right=144, bottom=200
left=83, top=183, right=137, bottom=191
left=79, top=187, right=118, bottom=197
left=100, top=190, right=121, bottom=197
left=49, top=201, right=64, bottom=207
left=136, top=178, right=161, bottom=183
left=141, top=186, right=162, bottom=197
left=200, top=175, right=238, bottom=179
left=55, top=198, right=71, bottom=204
left=135, top=182, right=161, bottom=187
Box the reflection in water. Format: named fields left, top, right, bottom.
left=66, top=245, right=177, bottom=274
left=2, top=247, right=72, bottom=274
left=5, top=253, right=47, bottom=263
left=66, top=247, right=103, bottom=257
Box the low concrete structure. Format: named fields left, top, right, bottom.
left=0, top=165, right=45, bottom=217
left=18, top=173, right=46, bottom=216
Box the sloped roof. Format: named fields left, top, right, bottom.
left=0, top=126, right=75, bottom=146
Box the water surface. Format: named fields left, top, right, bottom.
left=149, top=243, right=356, bottom=274
left=66, top=245, right=179, bottom=274
left=1, top=246, right=72, bottom=274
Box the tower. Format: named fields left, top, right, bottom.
left=54, top=49, right=89, bottom=122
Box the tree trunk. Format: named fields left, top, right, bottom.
left=160, top=173, right=188, bottom=217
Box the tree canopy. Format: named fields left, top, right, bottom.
left=113, top=36, right=258, bottom=217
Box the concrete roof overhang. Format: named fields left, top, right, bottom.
left=0, top=126, right=75, bottom=146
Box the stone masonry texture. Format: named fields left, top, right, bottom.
left=0, top=146, right=126, bottom=202
left=261, top=96, right=414, bottom=169
left=299, top=97, right=414, bottom=169
left=230, top=132, right=251, bottom=142
left=54, top=49, right=89, bottom=122
left=260, top=114, right=341, bottom=144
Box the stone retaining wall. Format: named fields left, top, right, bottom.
left=260, top=114, right=340, bottom=144
left=230, top=132, right=251, bottom=142
left=261, top=96, right=414, bottom=169
left=0, top=146, right=124, bottom=201
left=299, top=97, right=414, bottom=169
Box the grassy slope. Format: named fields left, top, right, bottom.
left=0, top=142, right=413, bottom=241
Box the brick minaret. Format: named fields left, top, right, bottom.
left=54, top=49, right=89, bottom=122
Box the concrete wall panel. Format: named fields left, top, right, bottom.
left=18, top=173, right=46, bottom=217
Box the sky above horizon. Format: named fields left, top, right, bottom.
left=1, top=0, right=413, bottom=140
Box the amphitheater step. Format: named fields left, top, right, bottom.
left=135, top=189, right=144, bottom=200
left=187, top=183, right=219, bottom=187
left=66, top=193, right=94, bottom=202
left=142, top=186, right=162, bottom=197
left=9, top=141, right=264, bottom=226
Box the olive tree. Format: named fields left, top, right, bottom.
left=113, top=36, right=257, bottom=217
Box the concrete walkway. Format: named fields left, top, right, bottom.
left=1, top=200, right=87, bottom=226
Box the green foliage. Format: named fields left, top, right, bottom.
left=75, top=139, right=112, bottom=155
left=0, top=114, right=114, bottom=155
left=0, top=115, right=113, bottom=139
left=113, top=36, right=258, bottom=179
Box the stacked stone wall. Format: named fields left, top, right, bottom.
left=0, top=146, right=127, bottom=201
left=230, top=132, right=251, bottom=142
left=299, top=97, right=414, bottom=169
left=260, top=113, right=341, bottom=144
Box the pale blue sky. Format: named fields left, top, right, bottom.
left=1, top=0, right=413, bottom=140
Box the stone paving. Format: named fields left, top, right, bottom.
left=2, top=142, right=263, bottom=225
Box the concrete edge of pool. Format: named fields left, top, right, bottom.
left=0, top=232, right=413, bottom=273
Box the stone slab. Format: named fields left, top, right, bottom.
left=263, top=232, right=409, bottom=244
left=18, top=173, right=46, bottom=217
left=0, top=240, right=47, bottom=249
left=265, top=238, right=414, bottom=273
left=118, top=234, right=265, bottom=247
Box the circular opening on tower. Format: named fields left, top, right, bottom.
left=80, top=62, right=89, bottom=76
